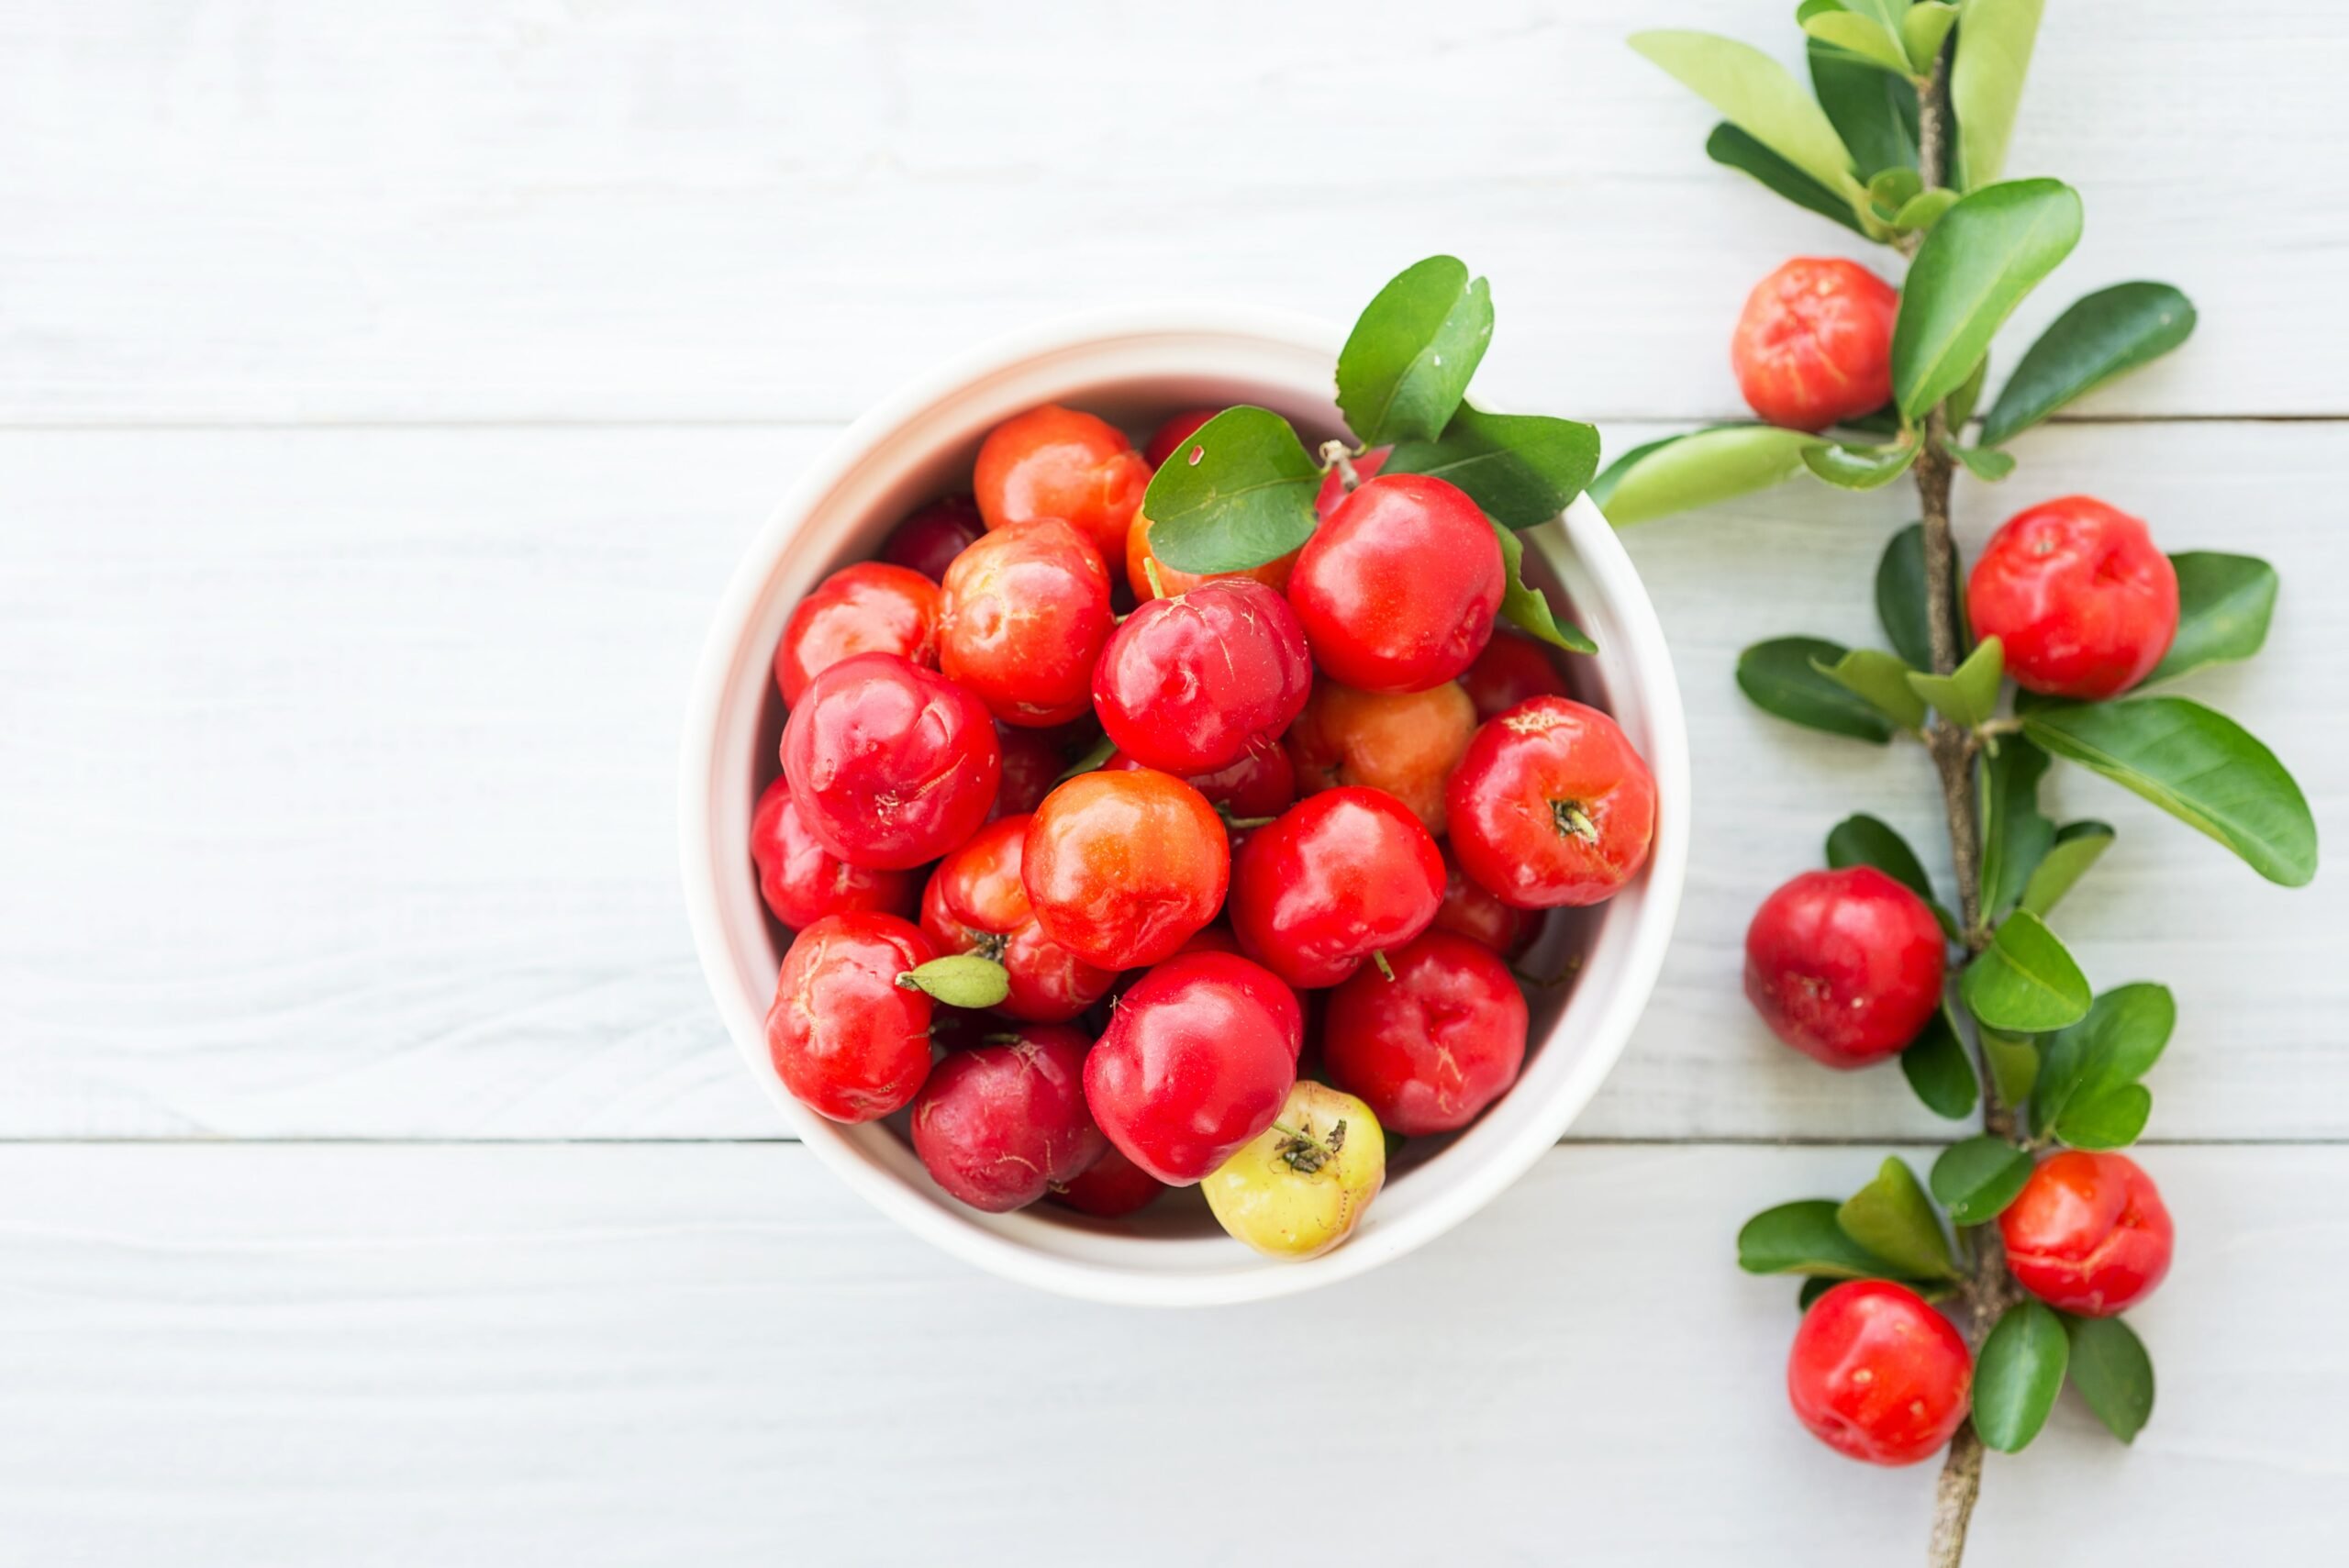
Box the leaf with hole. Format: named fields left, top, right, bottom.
left=1631, top=31, right=1859, bottom=197
left=1384, top=405, right=1600, bottom=528
left=1139, top=406, right=1322, bottom=573
left=1980, top=283, right=2198, bottom=445
left=1808, top=39, right=1918, bottom=178
left=1951, top=0, right=2045, bottom=189
left=2145, top=552, right=2277, bottom=685
left=2019, top=820, right=2115, bottom=917
left=1978, top=737, right=2055, bottom=917
left=1592, top=424, right=1823, bottom=525
left=1815, top=651, right=1927, bottom=731
left=1901, top=1006, right=1978, bottom=1120
left=1975, top=1299, right=2069, bottom=1452
left=1963, top=910, right=2090, bottom=1032
left=2065, top=1313, right=2155, bottom=1442
left=1739, top=1199, right=1910, bottom=1279
left=1705, top=123, right=1870, bottom=236
left=1893, top=179, right=2083, bottom=419
left=1489, top=522, right=1596, bottom=656
left=1837, top=1157, right=1958, bottom=1281
left=1930, top=1136, right=2033, bottom=1225
left=1738, top=637, right=1898, bottom=743
left=1802, top=438, right=1920, bottom=491
left=1907, top=634, right=2003, bottom=730
left=1334, top=256, right=1493, bottom=448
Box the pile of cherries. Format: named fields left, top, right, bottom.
left=752, top=401, right=1658, bottom=1257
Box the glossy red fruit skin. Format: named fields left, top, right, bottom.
left=1092, top=579, right=1313, bottom=775
left=749, top=776, right=915, bottom=930
left=1461, top=630, right=1570, bottom=723
left=1787, top=1281, right=1973, bottom=1467
left=772, top=562, right=941, bottom=707
left=1083, top=951, right=1302, bottom=1184
left=1104, top=742, right=1297, bottom=821
left=1323, top=930, right=1529, bottom=1135
left=919, top=816, right=1117, bottom=1024
left=1143, top=408, right=1222, bottom=469
left=938, top=519, right=1115, bottom=728
left=1744, top=866, right=1946, bottom=1069
left=1967, top=496, right=2180, bottom=700
left=780, top=651, right=1002, bottom=871
left=973, top=404, right=1152, bottom=564
left=1022, top=769, right=1230, bottom=971
left=879, top=495, right=986, bottom=584
left=1312, top=445, right=1389, bottom=520
left=1049, top=1141, right=1166, bottom=1218
left=765, top=912, right=936, bottom=1123
left=1284, top=679, right=1475, bottom=836
left=989, top=726, right=1069, bottom=821
left=1288, top=473, right=1505, bottom=694
left=1446, top=697, right=1657, bottom=909
left=1731, top=258, right=1898, bottom=432
left=1431, top=846, right=1535, bottom=958
left=910, top=1025, right=1106, bottom=1213
left=1230, top=786, right=1446, bottom=989
left=1998, top=1151, right=2175, bottom=1317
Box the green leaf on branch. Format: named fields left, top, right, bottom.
left=1705, top=123, right=1870, bottom=236
left=1631, top=31, right=1860, bottom=198
left=1892, top=179, right=2084, bottom=420
left=1951, top=0, right=2045, bottom=189
left=1975, top=1299, right=2069, bottom=1452
left=1952, top=443, right=2018, bottom=482
left=1980, top=283, right=2199, bottom=446
left=1808, top=39, right=1918, bottom=179
left=1875, top=523, right=1936, bottom=669
left=1837, top=1157, right=1959, bottom=1281
left=1963, top=910, right=2091, bottom=1032
left=1891, top=186, right=1959, bottom=236
left=1930, top=1135, right=2033, bottom=1224
left=1802, top=437, right=1920, bottom=490
left=1490, top=523, right=1597, bottom=655
left=1825, top=813, right=1935, bottom=902
left=1590, top=425, right=1822, bottom=525
left=2032, top=983, right=2174, bottom=1145
left=1978, top=738, right=2055, bottom=917
left=1334, top=256, right=1494, bottom=448
left=1944, top=354, right=1991, bottom=433
left=1798, top=2, right=1917, bottom=78
left=1981, top=1027, right=2040, bottom=1106
left=1899, top=1, right=1958, bottom=72
left=2018, top=820, right=2116, bottom=917
left=2145, top=552, right=2277, bottom=685
left=1865, top=166, right=1924, bottom=221
left=1139, top=406, right=1322, bottom=573
left=1815, top=651, right=1927, bottom=731
left=2065, top=1313, right=2156, bottom=1443
left=1384, top=405, right=1600, bottom=528
left=1738, top=1199, right=1910, bottom=1279
left=1738, top=637, right=1898, bottom=743
left=1901, top=1006, right=1979, bottom=1119
left=2054, top=1085, right=2153, bottom=1151
left=2021, top=697, right=2319, bottom=887
left=1906, top=634, right=2003, bottom=730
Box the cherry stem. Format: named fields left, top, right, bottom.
left=1318, top=439, right=1364, bottom=494
left=1141, top=556, right=1166, bottom=600
left=1550, top=799, right=1599, bottom=843
left=1372, top=949, right=1395, bottom=982
left=1270, top=1118, right=1348, bottom=1174
left=1222, top=813, right=1279, bottom=830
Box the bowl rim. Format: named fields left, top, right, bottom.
left=679, top=303, right=1690, bottom=1305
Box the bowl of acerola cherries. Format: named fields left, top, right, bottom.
left=681, top=302, right=1690, bottom=1303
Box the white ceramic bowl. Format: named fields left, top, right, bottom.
left=681, top=306, right=1688, bottom=1306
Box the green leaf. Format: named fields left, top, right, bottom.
left=1798, top=1274, right=1840, bottom=1310
left=2065, top=1313, right=2155, bottom=1443
left=896, top=953, right=1010, bottom=1010
left=1930, top=1136, right=2033, bottom=1224
left=1594, top=424, right=1823, bottom=525
left=1140, top=406, right=1322, bottom=573
left=1951, top=0, right=2045, bottom=189
left=1978, top=736, right=2054, bottom=917
left=1815, top=650, right=1928, bottom=731
left=1876, top=523, right=1936, bottom=670
left=1980, top=283, right=2198, bottom=445
left=1900, top=1, right=1958, bottom=72
left=1800, top=8, right=1914, bottom=76
left=1891, top=186, right=1959, bottom=235
left=1739, top=1199, right=1908, bottom=1279
left=2018, top=820, right=2115, bottom=917
left=1975, top=1299, right=2069, bottom=1452
left=1490, top=523, right=1596, bottom=655
left=2145, top=552, right=2277, bottom=685
left=1384, top=405, right=1600, bottom=529
left=1825, top=813, right=1935, bottom=901
left=2022, top=697, right=2319, bottom=887
left=1980, top=1027, right=2040, bottom=1106
left=1705, top=123, right=1870, bottom=236
left=1631, top=31, right=1860, bottom=197
left=2055, top=1084, right=2153, bottom=1151
left=1836, top=1157, right=1958, bottom=1281
left=1865, top=166, right=1923, bottom=219
left=1054, top=731, right=1117, bottom=783
left=1952, top=443, right=2017, bottom=481
left=1334, top=257, right=1494, bottom=448
left=1808, top=39, right=1919, bottom=178
left=1801, top=438, right=1920, bottom=490
left=1893, top=179, right=2084, bottom=420
left=1962, top=909, right=2091, bottom=1032
left=1738, top=637, right=1898, bottom=743
left=1944, top=353, right=1992, bottom=434
left=1906, top=633, right=2002, bottom=730
left=2032, top=983, right=2174, bottom=1140
left=1901, top=1006, right=1979, bottom=1120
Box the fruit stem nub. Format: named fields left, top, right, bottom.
left=1272, top=1118, right=1348, bottom=1174
left=1318, top=439, right=1364, bottom=494
left=1551, top=799, right=1599, bottom=843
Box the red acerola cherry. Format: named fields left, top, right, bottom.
left=919, top=815, right=1117, bottom=1024
left=1104, top=741, right=1297, bottom=821
left=1743, top=866, right=1946, bottom=1069
left=938, top=518, right=1115, bottom=728
left=1230, top=786, right=1446, bottom=989
left=1312, top=445, right=1389, bottom=520
left=1287, top=473, right=1504, bottom=694
left=973, top=404, right=1152, bottom=563
left=1022, top=769, right=1230, bottom=971
left=1285, top=679, right=1476, bottom=836
left=1127, top=509, right=1299, bottom=602
left=765, top=912, right=937, bottom=1123
left=1787, top=1281, right=1973, bottom=1467
left=780, top=652, right=1001, bottom=871
left=1049, top=1140, right=1167, bottom=1218
left=1461, top=629, right=1571, bottom=723
left=749, top=776, right=915, bottom=930
left=1998, top=1151, right=2175, bottom=1318
left=1731, top=258, right=1898, bottom=432
left=1967, top=495, right=2180, bottom=700
left=1431, top=846, right=1537, bottom=958
left=989, top=725, right=1070, bottom=821
left=1446, top=697, right=1657, bottom=909
left=1092, top=579, right=1312, bottom=775
left=910, top=1024, right=1107, bottom=1212
left=1142, top=407, right=1223, bottom=469
left=1323, top=930, right=1529, bottom=1135
left=879, top=495, right=986, bottom=584
left=1083, top=951, right=1302, bottom=1184
left=772, top=562, right=941, bottom=707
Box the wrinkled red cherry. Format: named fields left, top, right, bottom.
left=1142, top=407, right=1223, bottom=469
left=1230, top=786, right=1446, bottom=989
left=1446, top=697, right=1656, bottom=909
left=1050, top=1141, right=1167, bottom=1218
left=1461, top=629, right=1571, bottom=723
left=1104, top=741, right=1297, bottom=822
left=772, top=562, right=941, bottom=707
left=765, top=912, right=936, bottom=1123
left=938, top=518, right=1115, bottom=728
left=780, top=651, right=1001, bottom=871
left=1998, top=1151, right=2175, bottom=1318
left=911, top=1024, right=1106, bottom=1212
left=1092, top=579, right=1312, bottom=775
left=974, top=404, right=1152, bottom=563
left=1431, top=845, right=1537, bottom=958
left=749, top=776, right=916, bottom=930
left=1967, top=495, right=2179, bottom=700
left=1787, top=1281, right=1972, bottom=1467
left=1287, top=473, right=1503, bottom=694
left=919, top=815, right=1117, bottom=1024
left=880, top=495, right=986, bottom=584
left=1022, top=769, right=1230, bottom=971
left=1323, top=930, right=1528, bottom=1135
left=1285, top=679, right=1475, bottom=836
left=1312, top=445, right=1388, bottom=520
left=1744, top=866, right=1945, bottom=1069
left=1083, top=951, right=1301, bottom=1184
left=1732, top=258, right=1898, bottom=432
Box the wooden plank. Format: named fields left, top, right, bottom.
left=3, top=0, right=2343, bottom=424
left=1, top=1141, right=2340, bottom=1563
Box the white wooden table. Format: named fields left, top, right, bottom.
left=5, top=3, right=2344, bottom=1561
